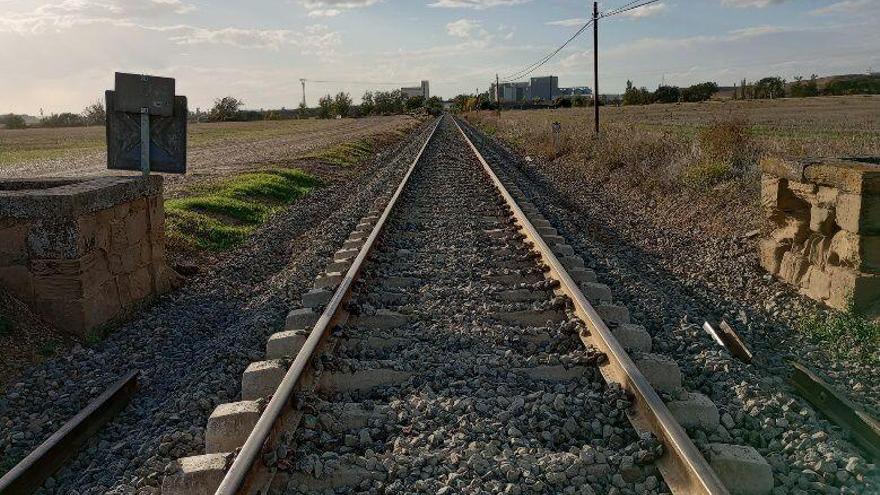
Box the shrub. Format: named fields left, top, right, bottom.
left=82, top=100, right=105, bottom=126
left=685, top=119, right=759, bottom=188
left=209, top=96, right=244, bottom=122
left=1, top=114, right=27, bottom=129
left=333, top=92, right=352, bottom=117
left=41, top=113, right=86, bottom=127
left=318, top=94, right=333, bottom=119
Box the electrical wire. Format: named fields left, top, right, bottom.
left=500, top=19, right=594, bottom=83
left=601, top=0, right=663, bottom=18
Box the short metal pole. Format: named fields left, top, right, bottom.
left=593, top=1, right=600, bottom=135
left=140, top=108, right=150, bottom=176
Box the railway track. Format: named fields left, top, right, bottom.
left=161, top=115, right=772, bottom=495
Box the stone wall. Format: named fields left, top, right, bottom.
left=759, top=157, right=880, bottom=316
left=0, top=176, right=180, bottom=337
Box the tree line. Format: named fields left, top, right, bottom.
left=1, top=101, right=105, bottom=129
left=623, top=81, right=719, bottom=106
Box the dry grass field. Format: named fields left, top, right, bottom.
left=469, top=96, right=880, bottom=226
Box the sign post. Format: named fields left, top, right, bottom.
left=106, top=72, right=187, bottom=175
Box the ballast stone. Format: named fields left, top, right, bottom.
left=518, top=365, right=588, bottom=381
left=266, top=330, right=308, bottom=359
left=495, top=309, right=565, bottom=327
left=635, top=353, right=682, bottom=393
left=497, top=289, right=548, bottom=303
left=205, top=400, right=262, bottom=453
left=161, top=452, right=232, bottom=495
left=666, top=392, right=720, bottom=430
left=611, top=324, right=652, bottom=353
left=241, top=360, right=288, bottom=400
left=355, top=309, right=408, bottom=329
left=706, top=443, right=774, bottom=495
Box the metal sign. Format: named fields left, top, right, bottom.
left=106, top=73, right=187, bottom=175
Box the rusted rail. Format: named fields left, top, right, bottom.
left=452, top=116, right=729, bottom=495
left=0, top=370, right=139, bottom=495
left=212, top=116, right=443, bottom=495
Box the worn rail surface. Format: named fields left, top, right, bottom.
left=159, top=115, right=771, bottom=495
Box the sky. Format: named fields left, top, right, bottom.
left=1, top=0, right=879, bottom=115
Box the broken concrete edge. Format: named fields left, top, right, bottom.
left=0, top=176, right=164, bottom=219
left=705, top=443, right=774, bottom=495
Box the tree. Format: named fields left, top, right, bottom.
left=425, top=96, right=443, bottom=113
left=622, top=80, right=653, bottom=106
left=790, top=74, right=820, bottom=98
left=554, top=97, right=573, bottom=108
left=82, top=100, right=105, bottom=126
left=1, top=114, right=27, bottom=129
left=209, top=96, right=244, bottom=121
left=753, top=77, right=786, bottom=99
left=572, top=95, right=588, bottom=107
left=333, top=92, right=352, bottom=117
left=41, top=113, right=85, bottom=127
left=405, top=96, right=425, bottom=111
left=681, top=82, right=718, bottom=102
left=318, top=94, right=334, bottom=119
left=653, top=85, right=681, bottom=104
left=361, top=91, right=375, bottom=116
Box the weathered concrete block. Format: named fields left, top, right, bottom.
left=580, top=282, right=612, bottom=304
left=206, top=401, right=262, bottom=453
left=285, top=307, right=319, bottom=330
left=809, top=204, right=835, bottom=234
left=161, top=453, right=232, bottom=495
left=552, top=243, right=575, bottom=257
left=666, top=392, right=719, bottom=430
left=758, top=238, right=786, bottom=275
left=342, top=238, right=365, bottom=250
left=611, top=324, right=652, bottom=353
left=778, top=251, right=809, bottom=286
left=334, top=248, right=359, bottom=262
left=495, top=309, right=565, bottom=327
left=770, top=217, right=809, bottom=245
left=315, top=272, right=343, bottom=290
left=355, top=309, right=408, bottom=329
left=266, top=330, right=309, bottom=359
left=837, top=193, right=880, bottom=234
left=706, top=443, right=774, bottom=495
left=596, top=304, right=630, bottom=325
left=242, top=360, right=287, bottom=400
left=337, top=402, right=389, bottom=429
left=327, top=259, right=353, bottom=274
left=559, top=255, right=585, bottom=270
left=635, top=353, right=682, bottom=393
left=320, top=369, right=412, bottom=394
left=569, top=267, right=598, bottom=284
left=829, top=230, right=880, bottom=272
left=543, top=234, right=564, bottom=245
left=517, top=365, right=587, bottom=381
left=828, top=266, right=880, bottom=313
left=537, top=226, right=558, bottom=237
left=302, top=288, right=333, bottom=308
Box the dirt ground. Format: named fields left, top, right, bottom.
left=0, top=116, right=417, bottom=195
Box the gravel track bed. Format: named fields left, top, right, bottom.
left=457, top=117, right=878, bottom=494
left=0, top=119, right=436, bottom=495
left=268, top=117, right=663, bottom=495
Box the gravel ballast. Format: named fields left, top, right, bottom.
left=0, top=119, right=436, bottom=494
left=267, top=117, right=660, bottom=494
left=458, top=116, right=878, bottom=494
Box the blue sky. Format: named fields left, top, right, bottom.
left=1, top=0, right=878, bottom=114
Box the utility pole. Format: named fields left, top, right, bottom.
left=593, top=1, right=600, bottom=135
left=300, top=79, right=306, bottom=107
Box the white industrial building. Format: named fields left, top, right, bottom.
left=401, top=81, right=430, bottom=100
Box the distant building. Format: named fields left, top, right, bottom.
left=530, top=76, right=559, bottom=101
left=401, top=81, right=430, bottom=100
left=491, top=76, right=591, bottom=104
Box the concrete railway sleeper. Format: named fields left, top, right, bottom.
left=161, top=116, right=772, bottom=495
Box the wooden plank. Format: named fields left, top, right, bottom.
left=0, top=370, right=139, bottom=495
left=789, top=362, right=880, bottom=461
left=703, top=320, right=753, bottom=363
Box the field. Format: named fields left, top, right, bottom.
left=469, top=95, right=880, bottom=234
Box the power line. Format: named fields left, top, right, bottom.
left=500, top=19, right=594, bottom=82
left=303, top=79, right=417, bottom=86
left=601, top=0, right=663, bottom=18
left=600, top=0, right=644, bottom=18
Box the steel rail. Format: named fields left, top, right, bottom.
left=452, top=116, right=729, bottom=495
left=213, top=116, right=443, bottom=495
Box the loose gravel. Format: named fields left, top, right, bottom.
left=0, top=118, right=435, bottom=495
left=268, top=117, right=662, bottom=494
left=457, top=117, right=879, bottom=495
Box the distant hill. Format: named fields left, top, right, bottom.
left=714, top=73, right=880, bottom=99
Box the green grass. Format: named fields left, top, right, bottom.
left=165, top=168, right=319, bottom=251
left=801, top=299, right=880, bottom=364
left=38, top=341, right=58, bottom=357
left=305, top=139, right=374, bottom=166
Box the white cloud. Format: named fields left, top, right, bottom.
left=810, top=0, right=877, bottom=16
left=300, top=0, right=379, bottom=16
left=620, top=2, right=667, bottom=18
left=0, top=0, right=194, bottom=34
left=721, top=0, right=789, bottom=7
left=429, top=0, right=531, bottom=9
left=546, top=18, right=587, bottom=27
left=159, top=24, right=341, bottom=52
left=446, top=18, right=485, bottom=38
